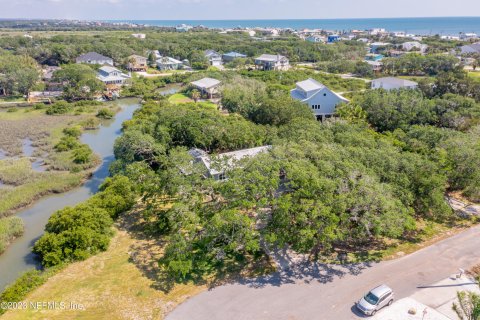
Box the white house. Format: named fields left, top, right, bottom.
left=290, top=78, right=349, bottom=120
left=76, top=52, right=113, bottom=66
left=131, top=33, right=146, bottom=39
left=254, top=54, right=290, bottom=71
left=156, top=56, right=183, bottom=70
left=96, top=66, right=131, bottom=85
left=371, top=77, right=418, bottom=90
left=306, top=35, right=325, bottom=43
left=204, top=50, right=223, bottom=66
left=189, top=146, right=271, bottom=181
left=402, top=41, right=428, bottom=53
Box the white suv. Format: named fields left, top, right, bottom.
left=356, top=284, right=394, bottom=316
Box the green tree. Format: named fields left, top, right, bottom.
left=53, top=64, right=105, bottom=101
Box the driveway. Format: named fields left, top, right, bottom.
left=166, top=225, right=480, bottom=320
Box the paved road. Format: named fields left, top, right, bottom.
left=167, top=225, right=480, bottom=320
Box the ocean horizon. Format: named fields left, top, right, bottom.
left=110, top=17, right=480, bottom=36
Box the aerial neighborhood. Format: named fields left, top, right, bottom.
left=1, top=17, right=480, bottom=320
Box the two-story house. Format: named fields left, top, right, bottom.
left=290, top=78, right=349, bottom=120
left=96, top=66, right=131, bottom=86
left=204, top=50, right=223, bottom=66
left=254, top=54, right=290, bottom=71
left=126, top=54, right=148, bottom=71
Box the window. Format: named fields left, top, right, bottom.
left=323, top=93, right=327, bottom=96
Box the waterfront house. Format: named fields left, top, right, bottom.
left=189, top=146, right=271, bottom=181
left=190, top=77, right=221, bottom=98
left=127, top=54, right=148, bottom=71
left=254, top=54, right=290, bottom=71
left=96, top=66, right=131, bottom=85
left=156, top=56, right=183, bottom=70
left=371, top=77, right=418, bottom=90
left=290, top=78, right=349, bottom=120
left=204, top=50, right=223, bottom=66
left=76, top=52, right=113, bottom=66
left=222, top=51, right=247, bottom=62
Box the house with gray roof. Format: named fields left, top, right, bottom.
left=254, top=54, right=290, bottom=71
left=204, top=50, right=223, bottom=66
left=189, top=146, right=271, bottom=180
left=96, top=66, right=130, bottom=86
left=222, top=51, right=247, bottom=62
left=371, top=77, right=418, bottom=90
left=291, top=78, right=349, bottom=120
left=76, top=52, right=113, bottom=66
left=460, top=43, right=480, bottom=55
left=190, top=77, right=221, bottom=98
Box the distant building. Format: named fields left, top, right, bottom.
left=371, top=77, right=418, bottom=90
left=127, top=54, right=147, bottom=71
left=370, top=42, right=391, bottom=53
left=327, top=35, right=340, bottom=43
left=176, top=24, right=192, bottom=32
left=131, top=33, right=146, bottom=39
left=222, top=51, right=247, bottom=62
left=306, top=35, right=325, bottom=43
left=366, top=61, right=383, bottom=72
left=369, top=28, right=387, bottom=36
left=76, top=52, right=113, bottom=66
left=254, top=54, right=290, bottom=71
left=402, top=41, right=428, bottom=53
left=460, top=33, right=478, bottom=41
left=96, top=66, right=130, bottom=85
left=204, top=50, right=223, bottom=66
left=290, top=78, right=349, bottom=120
left=190, top=77, right=221, bottom=98
left=156, top=56, right=183, bottom=70
left=189, top=146, right=271, bottom=181
left=460, top=43, right=480, bottom=55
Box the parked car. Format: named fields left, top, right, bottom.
left=356, top=284, right=394, bottom=316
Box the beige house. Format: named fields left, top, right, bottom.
left=127, top=54, right=148, bottom=71
left=254, top=54, right=290, bottom=71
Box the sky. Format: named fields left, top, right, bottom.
left=1, top=0, right=480, bottom=20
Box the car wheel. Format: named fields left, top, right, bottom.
left=388, top=299, right=393, bottom=306
left=371, top=310, right=376, bottom=316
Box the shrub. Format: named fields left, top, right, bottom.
left=54, top=136, right=80, bottom=152
left=96, top=108, right=115, bottom=119
left=45, top=101, right=72, bottom=115
left=0, top=217, right=24, bottom=254
left=6, top=107, right=19, bottom=113
left=62, top=126, right=82, bottom=138
left=72, top=144, right=92, bottom=164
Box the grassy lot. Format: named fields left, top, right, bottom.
left=0, top=217, right=24, bottom=254
left=168, top=93, right=193, bottom=104
left=467, top=71, right=480, bottom=79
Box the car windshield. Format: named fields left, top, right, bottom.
left=364, top=292, right=379, bottom=305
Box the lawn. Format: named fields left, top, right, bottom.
left=168, top=93, right=193, bottom=104
left=468, top=71, right=480, bottom=79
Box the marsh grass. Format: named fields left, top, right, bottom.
left=0, top=216, right=24, bottom=254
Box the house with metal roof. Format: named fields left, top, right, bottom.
left=371, top=77, right=418, bottom=90
left=290, top=78, right=349, bottom=120
left=190, top=77, right=221, bottom=98
left=460, top=43, right=480, bottom=55
left=222, top=51, right=247, bottom=62
left=156, top=56, right=183, bottom=70
left=189, top=146, right=271, bottom=180
left=96, top=66, right=131, bottom=85
left=76, top=52, right=113, bottom=66
left=204, top=50, right=223, bottom=66
left=254, top=54, right=290, bottom=71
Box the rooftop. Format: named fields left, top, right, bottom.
left=190, top=77, right=221, bottom=89
left=77, top=51, right=112, bottom=62
left=296, top=78, right=325, bottom=92
left=255, top=54, right=287, bottom=62
left=373, top=77, right=418, bottom=86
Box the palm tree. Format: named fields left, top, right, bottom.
left=191, top=89, right=201, bottom=103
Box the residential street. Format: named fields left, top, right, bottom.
left=167, top=225, right=480, bottom=320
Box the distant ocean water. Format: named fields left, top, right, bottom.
left=112, top=17, right=480, bottom=36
